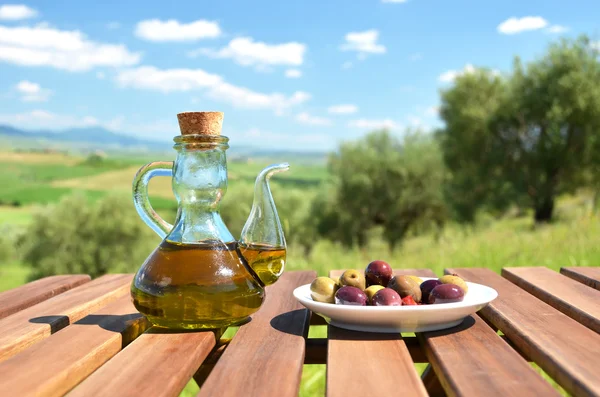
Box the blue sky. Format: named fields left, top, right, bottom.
left=0, top=0, right=599, bottom=151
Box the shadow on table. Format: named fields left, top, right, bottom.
left=270, top=309, right=310, bottom=336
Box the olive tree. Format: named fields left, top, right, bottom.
left=21, top=193, right=158, bottom=279
left=439, top=36, right=600, bottom=222
left=324, top=129, right=447, bottom=248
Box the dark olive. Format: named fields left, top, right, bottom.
left=420, top=279, right=442, bottom=303
left=371, top=288, right=402, bottom=306
left=429, top=284, right=464, bottom=304
left=335, top=286, right=368, bottom=306
left=365, top=260, right=393, bottom=287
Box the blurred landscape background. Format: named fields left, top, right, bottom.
left=1, top=1, right=599, bottom=395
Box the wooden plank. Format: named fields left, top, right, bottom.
left=419, top=314, right=560, bottom=396
left=0, top=275, right=91, bottom=319
left=421, top=365, right=447, bottom=397
left=0, top=294, right=149, bottom=396
left=447, top=268, right=600, bottom=397
left=326, top=269, right=434, bottom=397
left=68, top=329, right=217, bottom=397
left=561, top=267, right=600, bottom=291
left=503, top=267, right=600, bottom=333
left=0, top=274, right=132, bottom=362
left=197, top=270, right=317, bottom=397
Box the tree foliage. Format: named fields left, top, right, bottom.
left=439, top=36, right=600, bottom=222
left=320, top=129, right=447, bottom=248
left=21, top=193, right=158, bottom=279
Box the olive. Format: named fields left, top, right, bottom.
left=420, top=279, right=442, bottom=303
left=365, top=260, right=393, bottom=287
left=429, top=284, right=465, bottom=304
left=310, top=277, right=339, bottom=303
left=388, top=275, right=422, bottom=303
left=407, top=275, right=424, bottom=285
left=365, top=285, right=385, bottom=303
left=339, top=269, right=366, bottom=290
left=372, top=288, right=402, bottom=306
left=335, top=286, right=368, bottom=306
left=439, top=274, right=469, bottom=294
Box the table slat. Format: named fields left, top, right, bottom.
left=560, top=267, right=600, bottom=291
left=0, top=274, right=132, bottom=363
left=0, top=294, right=149, bottom=396
left=0, top=275, right=91, bottom=319
left=326, top=269, right=433, bottom=397
left=447, top=268, right=600, bottom=397
left=503, top=267, right=600, bottom=333
left=420, top=314, right=560, bottom=396
left=68, top=330, right=217, bottom=397
left=198, top=270, right=316, bottom=397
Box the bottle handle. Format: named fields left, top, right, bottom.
left=132, top=161, right=174, bottom=239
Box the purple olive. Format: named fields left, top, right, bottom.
left=429, top=284, right=465, bottom=304
left=335, top=286, right=368, bottom=306
left=372, top=288, right=402, bottom=306
left=365, top=260, right=393, bottom=287
left=420, top=279, right=442, bottom=303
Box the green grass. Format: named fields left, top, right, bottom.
left=0, top=206, right=34, bottom=225
left=286, top=210, right=600, bottom=278
left=0, top=261, right=30, bottom=291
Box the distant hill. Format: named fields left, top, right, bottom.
left=0, top=124, right=167, bottom=152
left=0, top=124, right=328, bottom=164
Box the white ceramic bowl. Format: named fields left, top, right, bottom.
left=293, top=277, right=498, bottom=333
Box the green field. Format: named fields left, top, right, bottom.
left=0, top=151, right=595, bottom=396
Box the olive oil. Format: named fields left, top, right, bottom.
left=238, top=243, right=286, bottom=286
left=131, top=240, right=266, bottom=330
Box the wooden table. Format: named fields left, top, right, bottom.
left=0, top=266, right=599, bottom=397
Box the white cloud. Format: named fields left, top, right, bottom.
left=239, top=127, right=331, bottom=148
left=106, top=21, right=121, bottom=30
left=116, top=66, right=310, bottom=114
left=190, top=37, right=306, bottom=69
left=0, top=110, right=99, bottom=129
left=547, top=25, right=568, bottom=34
left=295, top=112, right=332, bottom=126
left=328, top=104, right=358, bottom=114
left=15, top=80, right=51, bottom=102
left=340, top=30, right=386, bottom=56
left=135, top=19, right=221, bottom=42
left=439, top=64, right=475, bottom=83
left=208, top=83, right=310, bottom=113
left=341, top=61, right=353, bottom=69
left=0, top=4, right=37, bottom=20
left=498, top=16, right=548, bottom=34
left=0, top=24, right=141, bottom=71
left=285, top=69, right=302, bottom=78
left=348, top=118, right=397, bottom=130
left=409, top=52, right=423, bottom=61
left=116, top=66, right=222, bottom=92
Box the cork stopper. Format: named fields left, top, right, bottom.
left=177, top=112, right=223, bottom=136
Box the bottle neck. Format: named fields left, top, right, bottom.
left=166, top=145, right=235, bottom=244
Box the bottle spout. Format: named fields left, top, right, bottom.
left=238, top=163, right=289, bottom=286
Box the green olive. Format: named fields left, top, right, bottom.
left=338, top=269, right=366, bottom=290
left=365, top=285, right=385, bottom=303
left=310, top=277, right=339, bottom=303
left=439, top=275, right=468, bottom=294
